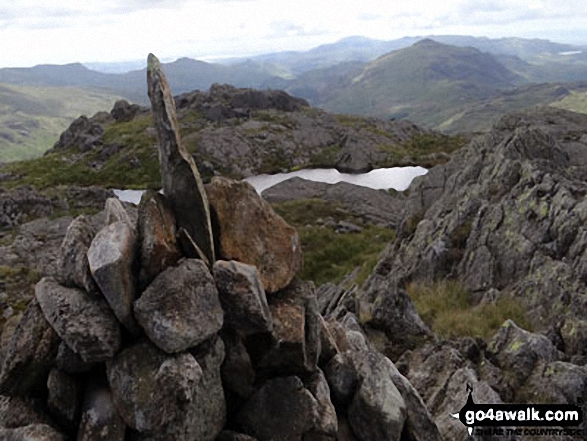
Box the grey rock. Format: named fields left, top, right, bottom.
left=0, top=300, right=60, bottom=396
left=318, top=315, right=339, bottom=366
left=216, top=431, right=258, bottom=441
left=518, top=361, right=587, bottom=405
left=561, top=318, right=587, bottom=356
left=487, top=320, right=559, bottom=390
left=55, top=215, right=99, bottom=295
left=0, top=424, right=65, bottom=441
left=304, top=369, right=338, bottom=436
left=262, top=178, right=404, bottom=227
left=206, top=177, right=302, bottom=293
left=87, top=220, right=139, bottom=335
left=134, top=259, right=223, bottom=353
left=237, top=376, right=319, bottom=440
left=35, top=277, right=121, bottom=363
left=137, top=191, right=181, bottom=288
left=147, top=53, right=215, bottom=264
left=324, top=353, right=358, bottom=406
left=0, top=395, right=53, bottom=429
left=111, top=99, right=142, bottom=122
left=348, top=350, right=407, bottom=441
left=49, top=114, right=105, bottom=153
left=104, top=198, right=133, bottom=227
left=213, top=260, right=272, bottom=335
left=77, top=385, right=126, bottom=441
left=0, top=187, right=53, bottom=229
left=107, top=340, right=202, bottom=433
left=46, top=369, right=81, bottom=431
left=0, top=314, right=21, bottom=369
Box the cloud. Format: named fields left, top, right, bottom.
left=267, top=20, right=328, bottom=38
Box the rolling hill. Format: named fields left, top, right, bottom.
left=0, top=83, right=123, bottom=162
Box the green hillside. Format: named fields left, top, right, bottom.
left=321, top=39, right=522, bottom=127
left=0, top=83, right=122, bottom=162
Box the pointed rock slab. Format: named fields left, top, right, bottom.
left=107, top=341, right=203, bottom=433
left=213, top=260, right=273, bottom=335
left=206, top=177, right=302, bottom=293
left=87, top=220, right=140, bottom=335
left=137, top=191, right=181, bottom=288
left=134, top=259, right=224, bottom=353
left=55, top=215, right=99, bottom=295
left=147, top=53, right=215, bottom=264
left=35, top=277, right=122, bottom=363
left=105, top=198, right=134, bottom=228
left=0, top=299, right=60, bottom=396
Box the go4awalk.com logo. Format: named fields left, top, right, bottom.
left=451, top=384, right=584, bottom=438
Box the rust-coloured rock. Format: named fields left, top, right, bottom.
left=206, top=177, right=302, bottom=293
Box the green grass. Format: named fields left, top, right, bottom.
left=272, top=198, right=360, bottom=226
left=380, top=132, right=467, bottom=166
left=0, top=82, right=123, bottom=162
left=552, top=90, right=587, bottom=114
left=407, top=280, right=532, bottom=339
left=299, top=225, right=394, bottom=286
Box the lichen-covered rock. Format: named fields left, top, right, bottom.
left=207, top=177, right=302, bottom=293
left=213, top=260, right=272, bottom=335
left=134, top=259, right=223, bottom=353
left=46, top=368, right=82, bottom=432
left=0, top=299, right=60, bottom=396
left=147, top=53, right=215, bottom=264
left=55, top=215, right=99, bottom=295
left=487, top=320, right=559, bottom=389
left=561, top=318, right=587, bottom=356
left=237, top=376, right=319, bottom=440
left=137, top=191, right=181, bottom=288
left=35, top=277, right=121, bottom=363
left=0, top=424, right=65, bottom=441
left=106, top=340, right=202, bottom=433
left=77, top=385, right=126, bottom=441
left=348, top=350, right=407, bottom=441
left=87, top=220, right=139, bottom=335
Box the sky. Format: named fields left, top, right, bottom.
left=2, top=0, right=587, bottom=68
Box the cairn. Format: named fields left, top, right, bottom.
left=0, top=54, right=441, bottom=441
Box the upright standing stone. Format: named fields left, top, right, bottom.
left=147, top=53, right=215, bottom=265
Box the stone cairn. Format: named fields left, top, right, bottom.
left=0, top=54, right=441, bottom=441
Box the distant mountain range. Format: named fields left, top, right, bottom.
left=1, top=34, right=587, bottom=161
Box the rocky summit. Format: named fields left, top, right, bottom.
left=1, top=56, right=587, bottom=441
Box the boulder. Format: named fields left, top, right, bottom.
left=111, top=99, right=142, bottom=122
left=147, top=53, right=215, bottom=264
left=77, top=386, right=126, bottom=441
left=213, top=260, right=273, bottom=335
left=487, top=320, right=559, bottom=389
left=134, top=259, right=223, bottom=353
left=0, top=186, right=54, bottom=229
left=217, top=431, right=258, bottom=441
left=348, top=350, right=407, bottom=441
left=46, top=368, right=82, bottom=431
left=87, top=220, right=139, bottom=335
left=206, top=177, right=302, bottom=293
left=518, top=361, right=587, bottom=405
left=561, top=318, right=587, bottom=356
left=0, top=300, right=60, bottom=396
left=106, top=340, right=202, bottom=433
left=137, top=191, right=181, bottom=288
left=55, top=215, right=99, bottom=295
left=0, top=424, right=65, bottom=441
left=35, top=277, right=121, bottom=363
left=237, top=376, right=319, bottom=440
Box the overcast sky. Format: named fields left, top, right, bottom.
left=2, top=0, right=587, bottom=68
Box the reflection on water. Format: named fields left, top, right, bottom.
left=113, top=166, right=428, bottom=204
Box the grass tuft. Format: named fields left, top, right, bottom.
left=407, top=280, right=532, bottom=339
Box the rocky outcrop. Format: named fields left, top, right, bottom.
left=207, top=177, right=302, bottom=293
left=147, top=53, right=215, bottom=264
left=262, top=177, right=405, bottom=227
left=48, top=115, right=107, bottom=153
left=0, top=187, right=55, bottom=229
